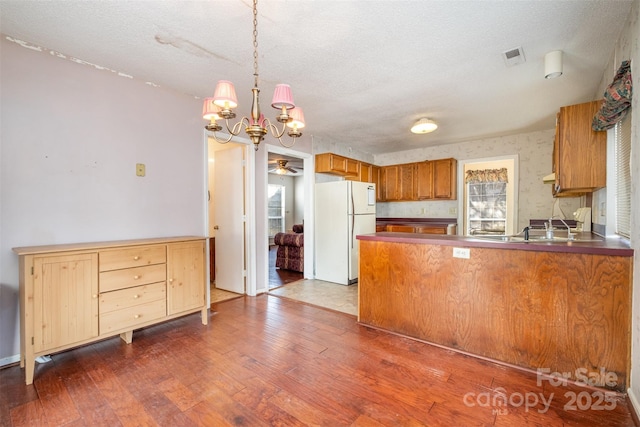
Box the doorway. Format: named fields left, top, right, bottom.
left=457, top=156, right=519, bottom=236
left=264, top=145, right=314, bottom=292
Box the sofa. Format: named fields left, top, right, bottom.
left=274, top=224, right=304, bottom=272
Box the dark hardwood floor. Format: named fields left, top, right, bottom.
left=1, top=295, right=636, bottom=426
left=269, top=245, right=303, bottom=289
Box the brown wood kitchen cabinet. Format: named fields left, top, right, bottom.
left=358, top=162, right=373, bottom=183
left=314, top=153, right=456, bottom=202
left=415, top=158, right=457, bottom=200
left=553, top=100, right=606, bottom=196
left=382, top=163, right=416, bottom=201
left=315, top=153, right=359, bottom=177
left=14, top=236, right=208, bottom=385
left=372, top=166, right=382, bottom=200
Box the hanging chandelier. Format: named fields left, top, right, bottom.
left=202, top=0, right=305, bottom=151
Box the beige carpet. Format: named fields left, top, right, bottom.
left=268, top=279, right=358, bottom=316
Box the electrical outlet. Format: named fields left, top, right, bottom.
left=453, top=247, right=470, bottom=259
left=136, top=163, right=146, bottom=177
left=600, top=201, right=606, bottom=217
left=449, top=207, right=457, bottom=215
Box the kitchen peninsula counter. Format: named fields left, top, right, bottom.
left=356, top=232, right=633, bottom=392
left=358, top=231, right=632, bottom=256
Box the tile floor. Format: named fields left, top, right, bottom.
left=210, top=285, right=242, bottom=304
left=268, top=279, right=358, bottom=316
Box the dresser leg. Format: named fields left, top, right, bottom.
left=25, top=357, right=34, bottom=385
left=201, top=307, right=208, bottom=325
left=120, top=331, right=133, bottom=344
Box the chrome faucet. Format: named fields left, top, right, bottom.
left=545, top=219, right=554, bottom=239
left=547, top=217, right=575, bottom=240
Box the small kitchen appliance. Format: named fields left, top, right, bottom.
left=573, top=207, right=592, bottom=232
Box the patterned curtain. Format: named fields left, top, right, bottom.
left=592, top=60, right=632, bottom=131
left=465, top=168, right=508, bottom=183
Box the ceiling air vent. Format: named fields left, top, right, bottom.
left=503, top=46, right=526, bottom=67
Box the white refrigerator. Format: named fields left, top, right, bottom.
left=315, top=181, right=376, bottom=285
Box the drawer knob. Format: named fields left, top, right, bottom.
left=92, top=294, right=98, bottom=299
left=134, top=275, right=140, bottom=279
left=133, top=294, right=139, bottom=299
left=169, top=278, right=174, bottom=283
left=133, top=256, right=140, bottom=261
left=134, top=314, right=140, bottom=319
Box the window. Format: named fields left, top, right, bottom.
left=614, top=112, right=631, bottom=238
left=268, top=184, right=285, bottom=238
left=467, top=180, right=508, bottom=235
left=461, top=157, right=517, bottom=236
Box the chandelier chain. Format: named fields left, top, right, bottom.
left=203, top=0, right=302, bottom=150
left=252, top=0, right=259, bottom=87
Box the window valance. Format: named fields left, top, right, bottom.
left=592, top=60, right=632, bottom=131
left=465, top=168, right=508, bottom=183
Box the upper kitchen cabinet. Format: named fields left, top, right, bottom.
left=553, top=100, right=606, bottom=196
left=315, top=153, right=359, bottom=177
left=371, top=166, right=382, bottom=200
left=347, top=161, right=375, bottom=183
left=415, top=158, right=457, bottom=200
left=359, top=162, right=373, bottom=183
left=382, top=163, right=416, bottom=201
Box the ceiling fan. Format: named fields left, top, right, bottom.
left=269, top=159, right=300, bottom=175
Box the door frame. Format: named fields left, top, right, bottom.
left=262, top=144, right=314, bottom=294
left=203, top=132, right=257, bottom=300
left=456, top=154, right=519, bottom=236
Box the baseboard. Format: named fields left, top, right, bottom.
left=628, top=388, right=640, bottom=426
left=0, top=354, right=20, bottom=368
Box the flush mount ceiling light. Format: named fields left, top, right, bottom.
left=411, top=118, right=438, bottom=134
left=202, top=0, right=304, bottom=151
left=544, top=50, right=563, bottom=79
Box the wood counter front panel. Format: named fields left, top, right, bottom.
left=358, top=240, right=631, bottom=391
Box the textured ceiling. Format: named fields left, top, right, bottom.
left=0, top=0, right=633, bottom=154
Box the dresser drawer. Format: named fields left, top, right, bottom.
left=99, top=298, right=167, bottom=334
left=100, top=282, right=166, bottom=313
left=99, top=245, right=166, bottom=272
left=99, top=264, right=166, bottom=292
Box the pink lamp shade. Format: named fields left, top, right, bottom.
left=271, top=84, right=295, bottom=110
left=286, top=107, right=306, bottom=129
left=202, top=98, right=221, bottom=120
left=212, top=80, right=238, bottom=109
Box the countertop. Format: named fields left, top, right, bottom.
left=357, top=231, right=633, bottom=257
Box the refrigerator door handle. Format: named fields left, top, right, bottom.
left=350, top=189, right=355, bottom=248
left=351, top=214, right=355, bottom=249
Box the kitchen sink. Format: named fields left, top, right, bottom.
left=472, top=235, right=603, bottom=243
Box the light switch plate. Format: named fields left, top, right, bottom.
left=136, top=163, right=145, bottom=177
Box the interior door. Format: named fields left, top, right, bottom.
left=213, top=145, right=245, bottom=294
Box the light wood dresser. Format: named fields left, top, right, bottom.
left=13, top=236, right=208, bottom=385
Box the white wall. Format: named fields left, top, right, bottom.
left=374, top=130, right=582, bottom=231
left=313, top=137, right=374, bottom=165
left=0, top=37, right=206, bottom=363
